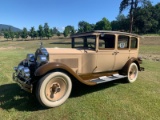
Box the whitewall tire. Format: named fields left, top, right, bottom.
left=127, top=63, right=138, bottom=83
left=36, top=72, right=72, bottom=108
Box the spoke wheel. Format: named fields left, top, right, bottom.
left=36, top=72, right=72, bottom=108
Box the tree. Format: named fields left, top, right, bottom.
left=57, top=31, right=61, bottom=37
left=29, top=27, right=36, bottom=39
left=63, top=25, right=75, bottom=37
left=111, top=14, right=129, bottom=31
left=46, top=29, right=52, bottom=39
left=94, top=17, right=112, bottom=30
left=4, top=31, right=10, bottom=40
left=50, top=28, right=54, bottom=37
left=63, top=29, right=68, bottom=37
left=78, top=21, right=94, bottom=33
left=119, top=0, right=150, bottom=33
left=152, top=3, right=160, bottom=33
left=0, top=29, right=4, bottom=36
left=134, top=2, right=158, bottom=33
left=0, top=32, right=3, bottom=36
left=1, top=28, right=4, bottom=32
left=43, top=23, right=53, bottom=39
left=38, top=25, right=45, bottom=40
left=15, top=32, right=20, bottom=40
left=52, top=27, right=59, bottom=34
left=21, top=27, right=28, bottom=40
left=10, top=32, right=14, bottom=41
left=34, top=31, right=39, bottom=39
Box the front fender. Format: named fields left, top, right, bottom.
left=34, top=62, right=96, bottom=86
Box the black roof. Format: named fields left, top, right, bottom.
left=71, top=30, right=140, bottom=38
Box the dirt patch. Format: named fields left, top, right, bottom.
left=140, top=36, right=160, bottom=62
left=140, top=54, right=160, bottom=62
left=0, top=46, right=24, bottom=50
left=140, top=36, right=160, bottom=45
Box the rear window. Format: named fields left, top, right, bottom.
left=131, top=37, right=138, bottom=48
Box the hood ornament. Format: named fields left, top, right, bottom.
left=40, top=42, right=43, bottom=48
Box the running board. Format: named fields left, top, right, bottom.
left=90, top=74, right=127, bottom=84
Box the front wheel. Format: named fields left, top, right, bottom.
left=127, top=63, right=138, bottom=83
left=36, top=72, right=72, bottom=108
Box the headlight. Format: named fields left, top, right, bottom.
left=21, top=67, right=30, bottom=78
left=27, top=54, right=35, bottom=62
left=41, top=48, right=49, bottom=59
left=17, top=65, right=24, bottom=74
left=35, top=48, right=49, bottom=60
left=36, top=55, right=48, bottom=66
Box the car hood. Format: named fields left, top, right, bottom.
left=46, top=48, right=83, bottom=55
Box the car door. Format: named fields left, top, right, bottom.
left=113, top=35, right=130, bottom=70
left=73, top=35, right=97, bottom=74
left=95, top=34, right=116, bottom=72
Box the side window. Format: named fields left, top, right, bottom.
left=99, top=34, right=115, bottom=49
left=86, top=36, right=96, bottom=49
left=72, top=36, right=96, bottom=49
left=73, top=38, right=84, bottom=48
left=131, top=37, right=138, bottom=49
left=118, top=35, right=129, bottom=49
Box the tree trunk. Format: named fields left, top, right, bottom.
left=129, top=0, right=134, bottom=33
left=129, top=15, right=133, bottom=33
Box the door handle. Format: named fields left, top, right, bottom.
left=116, top=52, right=119, bottom=54
left=112, top=52, right=119, bottom=55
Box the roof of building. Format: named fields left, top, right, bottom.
left=71, top=30, right=140, bottom=38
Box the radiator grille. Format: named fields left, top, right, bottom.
left=55, top=58, right=78, bottom=68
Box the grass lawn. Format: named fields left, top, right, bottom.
left=0, top=37, right=160, bottom=120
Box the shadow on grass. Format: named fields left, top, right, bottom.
left=0, top=40, right=12, bottom=42
left=70, top=79, right=126, bottom=98
left=0, top=39, right=49, bottom=42
left=49, top=42, right=71, bottom=45
left=0, top=83, right=45, bottom=111
left=0, top=79, right=125, bottom=111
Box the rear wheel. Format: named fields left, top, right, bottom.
left=36, top=72, right=72, bottom=107
left=127, top=63, right=138, bottom=83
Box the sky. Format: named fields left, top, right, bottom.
left=0, top=0, right=159, bottom=31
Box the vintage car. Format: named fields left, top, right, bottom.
left=13, top=30, right=144, bottom=107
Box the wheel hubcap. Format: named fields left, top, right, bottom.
left=45, top=77, right=67, bottom=101
left=129, top=65, right=137, bottom=80
left=50, top=83, right=61, bottom=94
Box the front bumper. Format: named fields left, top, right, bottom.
left=13, top=73, right=33, bottom=93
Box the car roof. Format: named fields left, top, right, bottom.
left=71, top=30, right=140, bottom=38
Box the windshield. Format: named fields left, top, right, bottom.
left=72, top=35, right=96, bottom=49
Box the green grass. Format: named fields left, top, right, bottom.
left=0, top=38, right=160, bottom=120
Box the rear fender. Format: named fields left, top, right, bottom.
left=120, top=57, right=140, bottom=75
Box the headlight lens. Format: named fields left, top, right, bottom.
left=36, top=55, right=48, bottom=66
left=17, top=65, right=24, bottom=74
left=27, top=54, right=35, bottom=62
left=41, top=48, right=49, bottom=59
left=21, top=67, right=30, bottom=78
left=35, top=48, right=49, bottom=61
